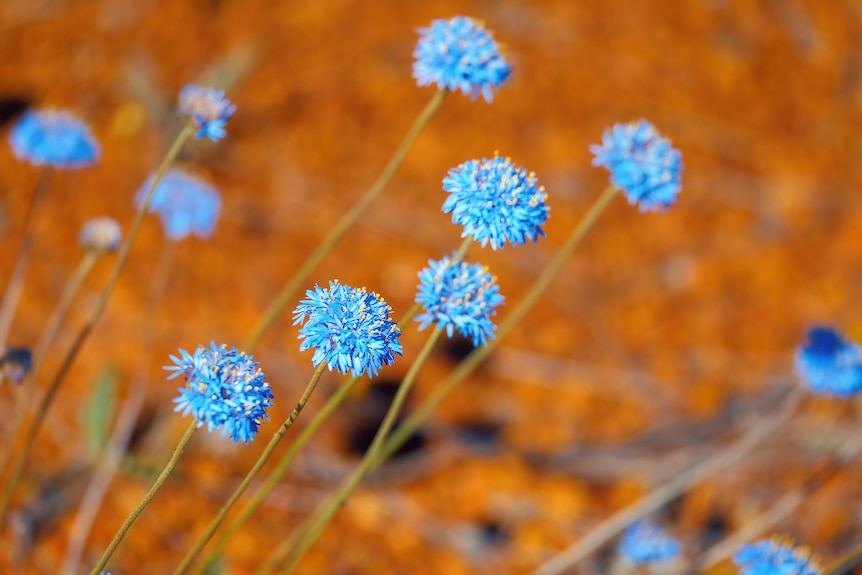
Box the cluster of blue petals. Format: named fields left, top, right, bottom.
left=9, top=110, right=100, bottom=168
left=166, top=343, right=273, bottom=444
left=293, top=281, right=403, bottom=378
left=415, top=254, right=504, bottom=347
left=79, top=217, right=122, bottom=252
left=442, top=154, right=549, bottom=250
left=794, top=326, right=862, bottom=397
left=135, top=169, right=221, bottom=240
left=619, top=520, right=682, bottom=565
left=734, top=537, right=821, bottom=575
left=413, top=16, right=511, bottom=102
left=178, top=84, right=236, bottom=142
left=591, top=120, right=682, bottom=212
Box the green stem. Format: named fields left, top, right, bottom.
left=377, top=185, right=619, bottom=467
left=89, top=421, right=196, bottom=575
left=0, top=124, right=195, bottom=524
left=0, top=166, right=55, bottom=344
left=174, top=363, right=327, bottom=575
left=193, top=294, right=432, bottom=574
left=280, top=328, right=445, bottom=574
left=242, top=89, right=448, bottom=350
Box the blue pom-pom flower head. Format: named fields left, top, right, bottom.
left=293, top=281, right=403, bottom=378
left=415, top=254, right=504, bottom=347
left=135, top=169, right=221, bottom=241
left=413, top=16, right=511, bottom=102
left=794, top=326, right=862, bottom=397
left=9, top=109, right=100, bottom=168
left=178, top=84, right=236, bottom=141
left=167, top=343, right=273, bottom=444
left=733, top=536, right=822, bottom=575
left=591, top=120, right=682, bottom=212
left=618, top=520, right=681, bottom=565
left=442, top=154, right=549, bottom=250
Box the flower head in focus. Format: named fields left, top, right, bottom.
left=9, top=110, right=100, bottom=168
left=734, top=536, right=821, bottom=575
left=166, top=343, right=273, bottom=444
left=619, top=520, right=681, bottom=565
left=79, top=217, right=122, bottom=253
left=135, top=169, right=221, bottom=240
left=442, top=154, right=549, bottom=250
left=293, top=281, right=403, bottom=378
left=794, top=326, right=862, bottom=397
left=178, top=85, right=236, bottom=141
left=591, top=120, right=682, bottom=212
left=413, top=16, right=511, bottom=102
left=415, top=254, right=503, bottom=347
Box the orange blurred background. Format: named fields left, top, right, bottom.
left=2, top=0, right=862, bottom=573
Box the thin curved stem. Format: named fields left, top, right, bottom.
left=89, top=421, right=197, bottom=575
left=242, top=89, right=448, bottom=350
left=173, top=362, right=327, bottom=575
left=377, top=185, right=619, bottom=467
left=533, top=388, right=803, bottom=575
left=0, top=167, right=54, bottom=345
left=0, top=123, right=194, bottom=524
left=280, top=328, right=444, bottom=574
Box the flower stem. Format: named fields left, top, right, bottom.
left=279, top=328, right=445, bottom=574
left=173, top=362, right=327, bottom=575
left=242, top=89, right=448, bottom=350
left=376, top=185, right=619, bottom=468
left=0, top=166, right=55, bottom=345
left=0, top=123, right=195, bottom=524
left=89, top=420, right=197, bottom=575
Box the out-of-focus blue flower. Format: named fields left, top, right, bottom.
left=619, top=520, right=682, bottom=565
left=794, top=326, right=862, bottom=397
left=293, top=281, right=403, bottom=378
left=79, top=217, right=122, bottom=253
left=166, top=343, right=273, bottom=444
left=135, top=169, right=221, bottom=241
left=178, top=85, right=236, bottom=141
left=442, top=154, right=549, bottom=250
left=415, top=254, right=504, bottom=347
left=591, top=120, right=682, bottom=212
left=734, top=536, right=821, bottom=575
left=9, top=110, right=100, bottom=168
left=413, top=16, right=511, bottom=102
left=0, top=345, right=31, bottom=386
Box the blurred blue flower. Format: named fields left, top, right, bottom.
left=166, top=343, right=273, bottom=444
left=591, top=120, right=682, bottom=212
left=415, top=254, right=504, bottom=347
left=135, top=169, right=221, bottom=241
left=442, top=154, right=549, bottom=250
left=79, top=217, right=122, bottom=253
left=795, top=326, right=862, bottom=397
left=178, top=84, right=236, bottom=141
left=619, top=520, right=681, bottom=565
left=413, top=16, right=511, bottom=102
left=293, top=281, right=403, bottom=378
left=0, top=345, right=31, bottom=386
left=9, top=110, right=100, bottom=168
left=734, top=537, right=821, bottom=575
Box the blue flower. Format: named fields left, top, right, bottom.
left=79, top=217, right=122, bottom=252
left=293, top=281, right=403, bottom=378
left=9, top=110, right=100, bottom=168
left=734, top=537, right=821, bottom=575
left=178, top=84, right=236, bottom=141
left=135, top=169, right=221, bottom=240
left=591, top=120, right=682, bottom=212
left=619, top=520, right=681, bottom=565
left=415, top=254, right=504, bottom=347
left=413, top=16, right=511, bottom=102
left=166, top=343, right=273, bottom=444
left=794, top=326, right=862, bottom=397
left=442, top=154, right=549, bottom=250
